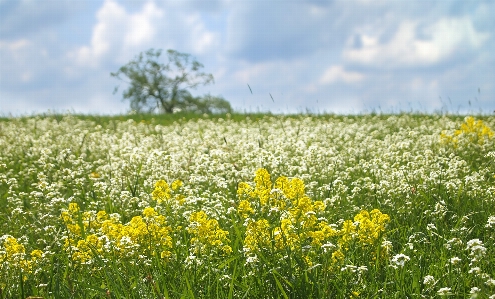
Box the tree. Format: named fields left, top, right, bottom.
left=111, top=49, right=230, bottom=114
left=183, top=94, right=233, bottom=114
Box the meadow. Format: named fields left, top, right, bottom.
left=0, top=113, right=494, bottom=298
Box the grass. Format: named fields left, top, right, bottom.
left=0, top=112, right=494, bottom=298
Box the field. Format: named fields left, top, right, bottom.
left=0, top=113, right=494, bottom=298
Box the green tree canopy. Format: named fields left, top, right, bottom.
left=111, top=49, right=232, bottom=114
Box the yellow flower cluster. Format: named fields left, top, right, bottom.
left=239, top=169, right=336, bottom=254
left=187, top=211, right=232, bottom=255
left=152, top=179, right=184, bottom=204
left=340, top=209, right=390, bottom=247
left=244, top=219, right=271, bottom=253
left=441, top=116, right=494, bottom=146
left=238, top=169, right=390, bottom=266
left=0, top=236, right=43, bottom=277
left=62, top=203, right=172, bottom=264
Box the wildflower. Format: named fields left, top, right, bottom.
left=469, top=267, right=481, bottom=275
left=486, top=279, right=495, bottom=287
left=30, top=249, right=43, bottom=260
left=160, top=250, right=171, bottom=259
left=449, top=257, right=462, bottom=265
left=486, top=216, right=495, bottom=229
left=89, top=172, right=100, bottom=179
left=442, top=116, right=494, bottom=146
left=253, top=168, right=272, bottom=206
left=352, top=209, right=390, bottom=245
left=456, top=116, right=494, bottom=144
left=142, top=207, right=157, bottom=218
left=331, top=249, right=345, bottom=264
left=437, top=287, right=452, bottom=296
left=340, top=220, right=357, bottom=245
left=273, top=218, right=299, bottom=250
left=237, top=200, right=254, bottom=218
left=309, top=222, right=337, bottom=247
left=188, top=211, right=231, bottom=255
left=171, top=179, right=182, bottom=191
left=321, top=242, right=336, bottom=253
left=423, top=275, right=436, bottom=287
left=470, top=287, right=480, bottom=298
left=185, top=254, right=200, bottom=267
left=390, top=253, right=410, bottom=268
left=341, top=264, right=358, bottom=273
left=245, top=254, right=259, bottom=265
left=426, top=223, right=436, bottom=231
left=444, top=238, right=463, bottom=250
left=0, top=236, right=43, bottom=275
left=381, top=240, right=393, bottom=253
left=466, top=239, right=487, bottom=260
left=275, top=176, right=305, bottom=200
left=152, top=180, right=172, bottom=203
left=243, top=219, right=271, bottom=253
left=68, top=202, right=80, bottom=213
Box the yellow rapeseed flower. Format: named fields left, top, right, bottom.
left=273, top=218, right=299, bottom=250
left=244, top=219, right=271, bottom=253
left=441, top=116, right=494, bottom=146
left=152, top=180, right=172, bottom=203
left=354, top=209, right=390, bottom=245
left=237, top=200, right=254, bottom=218
left=1, top=236, right=44, bottom=275
left=188, top=211, right=231, bottom=255
left=254, top=168, right=272, bottom=206
left=68, top=202, right=80, bottom=214
left=171, top=179, right=183, bottom=191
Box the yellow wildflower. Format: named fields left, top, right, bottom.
left=273, top=218, right=299, bottom=250
left=142, top=207, right=158, bottom=218
left=238, top=200, right=254, bottom=218
left=442, top=116, right=494, bottom=146
left=171, top=179, right=183, bottom=191
left=68, top=202, right=80, bottom=213
left=188, top=211, right=231, bottom=255
left=152, top=180, right=172, bottom=203
left=244, top=219, right=271, bottom=253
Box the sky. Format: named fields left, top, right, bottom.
left=1, top=0, right=494, bottom=115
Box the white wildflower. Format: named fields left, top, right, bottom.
left=437, top=287, right=452, bottom=296
left=449, top=257, right=462, bottom=265
left=391, top=253, right=410, bottom=268
left=470, top=287, right=480, bottom=299
left=469, top=267, right=481, bottom=275
left=423, top=275, right=436, bottom=287
left=486, top=278, right=495, bottom=287
left=486, top=216, right=495, bottom=229
left=444, top=238, right=463, bottom=250
left=427, top=223, right=437, bottom=231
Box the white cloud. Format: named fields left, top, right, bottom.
left=344, top=17, right=490, bottom=68
left=184, top=13, right=220, bottom=54
left=319, top=66, right=364, bottom=84
left=124, top=1, right=162, bottom=47
left=233, top=60, right=304, bottom=86
left=71, top=0, right=163, bottom=68
left=0, top=39, right=38, bottom=85
left=0, top=39, right=30, bottom=51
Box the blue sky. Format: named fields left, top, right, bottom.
left=1, top=0, right=494, bottom=115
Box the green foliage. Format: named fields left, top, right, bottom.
left=183, top=94, right=233, bottom=114
left=111, top=49, right=230, bottom=114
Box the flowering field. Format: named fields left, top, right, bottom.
left=1, top=113, right=494, bottom=298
